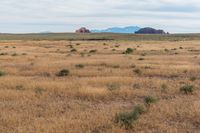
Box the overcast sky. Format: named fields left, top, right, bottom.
left=0, top=0, right=200, bottom=33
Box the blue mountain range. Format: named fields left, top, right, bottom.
left=91, top=26, right=140, bottom=34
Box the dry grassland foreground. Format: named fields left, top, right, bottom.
left=0, top=39, right=200, bottom=133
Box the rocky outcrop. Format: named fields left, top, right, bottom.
left=135, top=27, right=166, bottom=34
left=75, top=27, right=91, bottom=33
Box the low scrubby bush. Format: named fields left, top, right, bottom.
left=57, top=69, right=70, bottom=77
left=180, top=84, right=194, bottom=94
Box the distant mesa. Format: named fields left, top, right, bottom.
left=75, top=27, right=91, bottom=33
left=135, top=27, right=167, bottom=34
left=91, top=26, right=140, bottom=34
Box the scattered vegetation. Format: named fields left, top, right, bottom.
left=180, top=84, right=194, bottom=94
left=144, top=96, right=157, bottom=106
left=56, top=69, right=70, bottom=77
left=123, top=48, right=134, bottom=54
left=75, top=64, right=85, bottom=69
left=0, top=70, right=6, bottom=76
left=115, top=105, right=145, bottom=129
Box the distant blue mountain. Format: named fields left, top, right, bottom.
left=91, top=26, right=140, bottom=33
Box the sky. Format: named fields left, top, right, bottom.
left=0, top=0, right=200, bottom=33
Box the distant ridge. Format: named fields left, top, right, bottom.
left=91, top=26, right=140, bottom=33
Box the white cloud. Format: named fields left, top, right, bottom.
left=0, top=0, right=200, bottom=33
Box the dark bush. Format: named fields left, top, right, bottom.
left=180, top=85, right=194, bottom=94
left=57, top=69, right=70, bottom=77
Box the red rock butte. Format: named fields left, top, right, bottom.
left=75, top=27, right=91, bottom=33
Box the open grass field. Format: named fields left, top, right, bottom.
left=0, top=33, right=200, bottom=133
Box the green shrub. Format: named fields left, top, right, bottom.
left=140, top=53, right=147, bottom=56
left=89, top=49, right=97, bottom=53
left=138, top=58, right=145, bottom=61
left=57, top=69, right=70, bottom=77
left=70, top=48, right=77, bottom=52
left=190, top=76, right=197, bottom=81
left=107, top=83, right=120, bottom=91
left=144, top=96, right=157, bottom=106
left=180, top=85, right=194, bottom=94
left=0, top=71, right=6, bottom=77
left=133, top=69, right=142, bottom=75
left=34, top=87, right=45, bottom=95
left=11, top=53, right=18, bottom=56
left=123, top=48, right=134, bottom=54
left=75, top=64, right=84, bottom=69
left=115, top=105, right=145, bottom=129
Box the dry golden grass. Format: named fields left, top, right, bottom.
left=0, top=39, right=200, bottom=133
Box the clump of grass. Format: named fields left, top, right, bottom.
left=0, top=70, right=6, bottom=77
left=56, top=69, right=70, bottom=77
left=144, top=96, right=157, bottom=106
left=130, top=64, right=136, bottom=68
left=161, top=84, right=167, bottom=93
left=190, top=76, right=197, bottom=81
left=123, top=48, right=134, bottom=54
left=138, top=58, right=145, bottom=61
left=34, top=87, right=45, bottom=96
left=75, top=64, right=85, bottom=69
left=164, top=49, right=169, bottom=52
left=133, top=83, right=140, bottom=89
left=11, top=53, right=18, bottom=56
left=180, top=84, right=194, bottom=94
left=70, top=48, right=77, bottom=52
left=0, top=53, right=8, bottom=56
left=133, top=69, right=142, bottom=75
left=16, top=85, right=25, bottom=91
left=140, top=53, right=147, bottom=56
left=107, top=83, right=120, bottom=91
left=114, top=105, right=145, bottom=129
left=89, top=49, right=97, bottom=53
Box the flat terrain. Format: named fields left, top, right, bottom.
left=0, top=34, right=200, bottom=133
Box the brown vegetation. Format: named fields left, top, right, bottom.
left=0, top=39, right=200, bottom=132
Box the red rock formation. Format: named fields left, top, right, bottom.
left=75, top=27, right=91, bottom=33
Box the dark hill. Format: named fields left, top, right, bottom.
left=135, top=27, right=166, bottom=34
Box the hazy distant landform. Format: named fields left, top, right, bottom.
left=91, top=26, right=140, bottom=33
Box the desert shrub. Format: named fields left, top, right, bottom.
left=0, top=53, right=8, bottom=56
left=0, top=71, right=6, bottom=77
left=115, top=105, right=145, bottom=129
left=76, top=43, right=80, bottom=46
left=16, top=85, right=25, bottom=91
left=11, top=53, right=18, bottom=56
left=140, top=53, right=147, bottom=56
left=123, top=48, right=134, bottom=54
left=164, top=49, right=169, bottom=52
left=180, top=85, right=194, bottom=94
left=161, top=84, right=167, bottom=93
left=190, top=76, right=197, bottom=81
left=113, top=65, right=120, bottom=68
left=144, top=96, right=157, bottom=106
left=107, top=83, right=120, bottom=91
left=57, top=69, right=70, bottom=77
left=75, top=64, right=85, bottom=69
left=130, top=64, right=136, bottom=68
left=179, top=47, right=183, bottom=49
left=133, top=83, right=140, bottom=89
left=133, top=69, right=142, bottom=75
left=34, top=87, right=45, bottom=95
left=70, top=48, right=77, bottom=52
left=22, top=53, right=27, bottom=55
left=138, top=58, right=145, bottom=61
left=89, top=49, right=97, bottom=53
